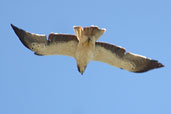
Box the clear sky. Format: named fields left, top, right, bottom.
left=1, top=0, right=171, bottom=114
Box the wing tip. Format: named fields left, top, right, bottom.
left=11, top=24, right=21, bottom=34
left=11, top=24, right=15, bottom=28
left=134, top=60, right=164, bottom=73
left=11, top=24, right=19, bottom=33
left=11, top=24, right=32, bottom=50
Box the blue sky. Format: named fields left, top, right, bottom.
left=1, top=0, right=171, bottom=114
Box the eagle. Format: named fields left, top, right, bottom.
left=11, top=24, right=164, bottom=74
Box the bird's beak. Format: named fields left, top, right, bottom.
left=80, top=71, right=84, bottom=75
left=77, top=65, right=84, bottom=75
left=77, top=65, right=86, bottom=75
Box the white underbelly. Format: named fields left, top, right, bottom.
left=75, top=43, right=95, bottom=66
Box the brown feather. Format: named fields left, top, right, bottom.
left=94, top=42, right=164, bottom=73
left=11, top=24, right=47, bottom=51
left=48, top=33, right=78, bottom=44
left=95, top=42, right=126, bottom=57
left=134, top=59, right=164, bottom=73
left=11, top=24, right=78, bottom=57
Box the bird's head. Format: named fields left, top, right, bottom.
left=77, top=64, right=87, bottom=75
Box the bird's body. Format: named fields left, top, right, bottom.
left=75, top=42, right=94, bottom=74
left=11, top=24, right=164, bottom=74
left=74, top=26, right=105, bottom=74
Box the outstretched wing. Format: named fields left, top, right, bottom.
left=93, top=42, right=164, bottom=73
left=11, top=24, right=78, bottom=57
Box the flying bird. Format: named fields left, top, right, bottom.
left=11, top=24, right=164, bottom=74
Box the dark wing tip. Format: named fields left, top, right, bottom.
left=11, top=24, right=22, bottom=36
left=134, top=60, right=164, bottom=73
left=11, top=24, right=23, bottom=36
left=11, top=24, right=15, bottom=28
left=11, top=24, right=20, bottom=35
left=11, top=24, right=31, bottom=49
